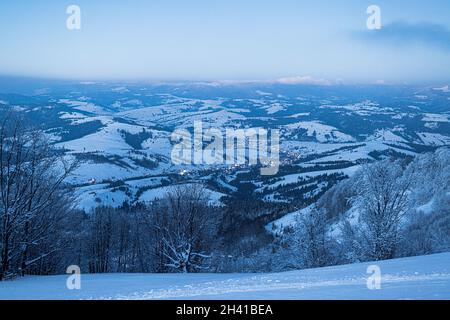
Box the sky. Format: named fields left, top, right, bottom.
left=0, top=0, right=449, bottom=84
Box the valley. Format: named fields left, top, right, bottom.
left=1, top=81, right=449, bottom=216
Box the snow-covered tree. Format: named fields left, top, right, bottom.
left=349, top=160, right=411, bottom=261
left=293, top=206, right=332, bottom=268
left=398, top=147, right=450, bottom=256
left=0, top=118, right=76, bottom=280
left=152, top=185, right=217, bottom=273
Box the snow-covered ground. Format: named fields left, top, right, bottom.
left=1, top=253, right=449, bottom=300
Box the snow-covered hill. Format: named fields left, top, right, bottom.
left=1, top=252, right=449, bottom=300
left=1, top=80, right=450, bottom=211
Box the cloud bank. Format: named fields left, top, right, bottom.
left=355, top=21, right=450, bottom=51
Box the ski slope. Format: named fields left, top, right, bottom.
left=1, top=252, right=449, bottom=300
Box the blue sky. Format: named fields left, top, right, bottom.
left=0, top=0, right=449, bottom=83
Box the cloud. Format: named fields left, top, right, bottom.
left=275, top=76, right=332, bottom=86
left=374, top=80, right=386, bottom=85
left=355, top=21, right=450, bottom=51
left=186, top=76, right=336, bottom=86
left=433, top=85, right=449, bottom=92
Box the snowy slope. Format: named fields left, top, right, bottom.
left=284, top=121, right=356, bottom=143
left=1, top=252, right=449, bottom=300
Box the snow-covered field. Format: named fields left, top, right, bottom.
left=1, top=253, right=449, bottom=300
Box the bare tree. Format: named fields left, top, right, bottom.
left=0, top=117, right=76, bottom=280
left=86, top=207, right=113, bottom=273
left=152, top=185, right=217, bottom=273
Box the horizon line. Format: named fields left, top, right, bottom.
left=0, top=73, right=448, bottom=88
